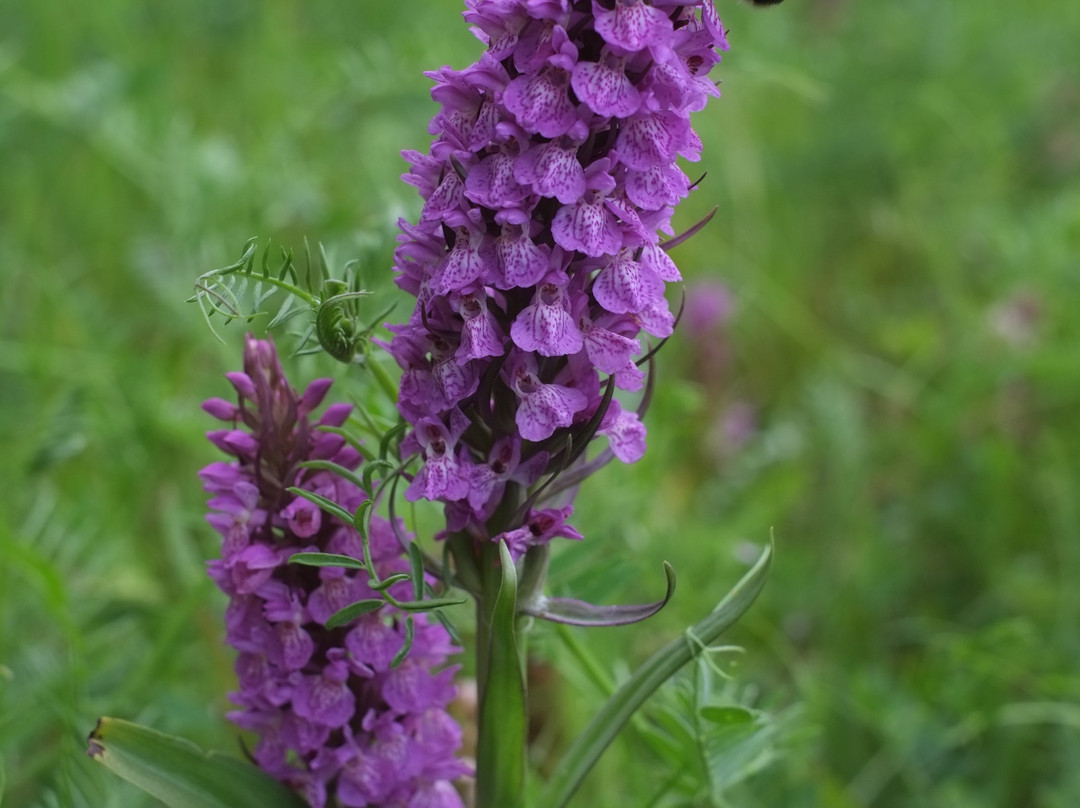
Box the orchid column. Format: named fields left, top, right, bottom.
left=390, top=1, right=733, bottom=803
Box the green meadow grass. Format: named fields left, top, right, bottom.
left=2, top=1, right=1078, bottom=806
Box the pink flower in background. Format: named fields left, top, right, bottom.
left=683, top=279, right=734, bottom=337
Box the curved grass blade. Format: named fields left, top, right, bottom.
left=87, top=718, right=305, bottom=808
left=538, top=542, right=772, bottom=808
left=525, top=562, right=676, bottom=626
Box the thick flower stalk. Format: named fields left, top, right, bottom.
left=202, top=335, right=468, bottom=808
left=390, top=0, right=730, bottom=552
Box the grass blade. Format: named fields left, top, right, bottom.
left=538, top=542, right=773, bottom=808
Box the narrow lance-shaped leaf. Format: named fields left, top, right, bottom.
left=288, top=552, right=366, bottom=571
left=538, top=542, right=773, bottom=808
left=434, top=607, right=463, bottom=647
left=325, top=599, right=385, bottom=629
left=285, top=487, right=353, bottom=526
left=295, top=460, right=366, bottom=491
left=388, top=596, right=468, bottom=612
left=363, top=337, right=402, bottom=404
left=86, top=718, right=306, bottom=808
left=352, top=499, right=374, bottom=538
left=370, top=573, right=413, bottom=592
left=523, top=562, right=676, bottom=627
left=379, top=420, right=408, bottom=461
left=390, top=616, right=415, bottom=669
left=325, top=593, right=467, bottom=629
left=361, top=459, right=394, bottom=498
left=315, top=425, right=375, bottom=461
left=265, top=293, right=300, bottom=330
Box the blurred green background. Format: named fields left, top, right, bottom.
left=2, top=1, right=1079, bottom=806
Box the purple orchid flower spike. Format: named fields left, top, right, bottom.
left=381, top=7, right=737, bottom=800
left=390, top=0, right=732, bottom=572
left=203, top=335, right=467, bottom=807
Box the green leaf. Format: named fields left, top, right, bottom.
left=378, top=420, right=408, bottom=461
left=434, top=607, right=463, bottom=647
left=295, top=460, right=366, bottom=491
left=361, top=460, right=393, bottom=497
left=651, top=704, right=700, bottom=758
left=0, top=751, right=5, bottom=808
left=352, top=499, right=374, bottom=535
left=538, top=542, right=773, bottom=808
left=285, top=487, right=353, bottom=526
left=370, top=572, right=412, bottom=592
left=86, top=718, right=305, bottom=808
left=391, top=596, right=468, bottom=612
left=265, top=293, right=300, bottom=330
left=476, top=541, right=527, bottom=808
left=365, top=341, right=401, bottom=403
left=390, top=615, right=415, bottom=668
left=700, top=705, right=757, bottom=725
left=325, top=599, right=384, bottom=629
left=288, top=552, right=366, bottom=571
left=315, top=425, right=375, bottom=462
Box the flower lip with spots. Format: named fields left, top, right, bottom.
left=390, top=0, right=734, bottom=551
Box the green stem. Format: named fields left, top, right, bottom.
left=475, top=541, right=527, bottom=808
left=475, top=542, right=500, bottom=692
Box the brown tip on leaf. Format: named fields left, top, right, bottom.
left=86, top=718, right=105, bottom=759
